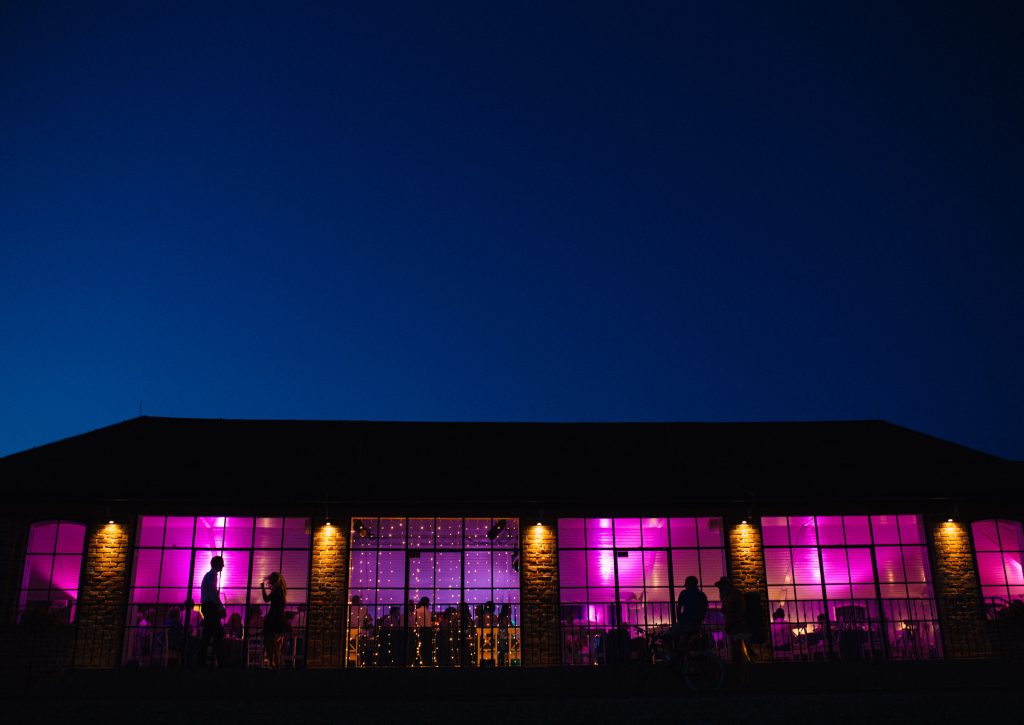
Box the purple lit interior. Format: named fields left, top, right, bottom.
left=347, top=517, right=521, bottom=623
left=763, top=514, right=933, bottom=603
left=972, top=520, right=1024, bottom=603
left=557, top=517, right=727, bottom=623
left=129, top=516, right=311, bottom=607
left=19, top=521, right=86, bottom=617
left=763, top=514, right=939, bottom=658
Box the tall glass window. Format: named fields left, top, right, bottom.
left=19, top=521, right=86, bottom=623
left=971, top=519, right=1024, bottom=616
left=125, top=516, right=311, bottom=668
left=556, top=517, right=727, bottom=665
left=761, top=514, right=940, bottom=661
left=346, top=517, right=521, bottom=668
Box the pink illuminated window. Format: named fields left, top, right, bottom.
left=19, top=521, right=86, bottom=623
left=125, top=516, right=311, bottom=667
left=971, top=519, right=1024, bottom=608
left=763, top=515, right=931, bottom=603
left=763, top=514, right=940, bottom=661
left=557, top=516, right=726, bottom=661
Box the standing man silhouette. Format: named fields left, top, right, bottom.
left=197, top=555, right=226, bottom=667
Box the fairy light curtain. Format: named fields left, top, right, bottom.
left=19, top=521, right=86, bottom=622
left=347, top=517, right=521, bottom=619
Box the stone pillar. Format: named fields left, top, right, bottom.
left=521, top=522, right=560, bottom=666
left=931, top=517, right=988, bottom=658
left=307, top=521, right=347, bottom=668
left=727, top=517, right=770, bottom=658
left=74, top=520, right=131, bottom=668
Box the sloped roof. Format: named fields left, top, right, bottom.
left=0, top=417, right=1014, bottom=507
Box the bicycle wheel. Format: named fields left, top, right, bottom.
left=683, top=650, right=724, bottom=693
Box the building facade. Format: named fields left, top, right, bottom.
left=2, top=417, right=1021, bottom=670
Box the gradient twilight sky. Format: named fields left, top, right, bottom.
left=1, top=2, right=1021, bottom=460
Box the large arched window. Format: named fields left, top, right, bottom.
left=971, top=519, right=1024, bottom=613
left=19, top=521, right=86, bottom=623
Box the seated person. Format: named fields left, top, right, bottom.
left=771, top=607, right=794, bottom=653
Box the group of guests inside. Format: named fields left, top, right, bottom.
left=347, top=595, right=519, bottom=667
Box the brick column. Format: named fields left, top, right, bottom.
left=931, top=517, right=988, bottom=658
left=307, top=522, right=347, bottom=668
left=727, top=517, right=770, bottom=658
left=521, top=522, right=560, bottom=666
left=75, top=520, right=131, bottom=668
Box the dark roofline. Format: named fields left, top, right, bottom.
left=0, top=415, right=1008, bottom=463
left=1, top=416, right=1014, bottom=507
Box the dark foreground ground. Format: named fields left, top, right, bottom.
left=9, top=690, right=1024, bottom=725
left=6, top=663, right=1022, bottom=724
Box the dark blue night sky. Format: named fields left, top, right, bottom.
left=2, top=1, right=1021, bottom=459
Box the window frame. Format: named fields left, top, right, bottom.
left=19, top=520, right=87, bottom=624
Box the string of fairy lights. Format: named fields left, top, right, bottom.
left=347, top=517, right=522, bottom=667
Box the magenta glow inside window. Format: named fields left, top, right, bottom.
left=125, top=516, right=311, bottom=666
left=762, top=514, right=940, bottom=661
left=19, top=521, right=86, bottom=623
left=557, top=517, right=726, bottom=621
left=971, top=519, right=1024, bottom=607
left=763, top=514, right=931, bottom=602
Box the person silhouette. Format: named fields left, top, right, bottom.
left=261, top=572, right=287, bottom=667
left=197, top=555, right=226, bottom=667
left=673, top=575, right=709, bottom=647
left=414, top=596, right=433, bottom=666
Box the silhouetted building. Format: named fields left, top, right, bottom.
left=1, top=417, right=1020, bottom=669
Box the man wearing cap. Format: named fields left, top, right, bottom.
left=197, top=555, right=226, bottom=667
left=714, top=576, right=751, bottom=684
